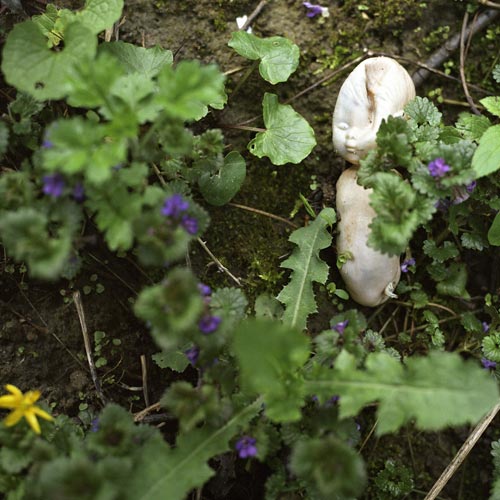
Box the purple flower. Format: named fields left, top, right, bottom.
left=235, top=436, right=257, bottom=458
left=42, top=139, right=53, bottom=149
left=428, top=157, right=451, bottom=178
left=303, top=2, right=328, bottom=17
left=483, top=322, right=490, bottom=333
left=90, top=418, right=100, bottom=432
left=198, top=315, right=221, bottom=334
left=161, top=194, right=189, bottom=218
left=466, top=181, right=477, bottom=193
left=401, top=257, right=416, bottom=273
left=197, top=283, right=212, bottom=296
left=332, top=319, right=349, bottom=335
left=181, top=215, right=198, bottom=235
left=73, top=183, right=85, bottom=202
left=42, top=173, right=65, bottom=198
left=185, top=346, right=199, bottom=365
left=482, top=357, right=497, bottom=370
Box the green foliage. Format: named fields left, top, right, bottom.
left=491, top=439, right=500, bottom=499
left=482, top=331, right=500, bottom=362
left=277, top=207, right=336, bottom=330
left=290, top=435, right=367, bottom=498
left=232, top=319, right=310, bottom=422
left=248, top=93, right=316, bottom=165
left=198, top=151, right=246, bottom=206
left=228, top=31, right=300, bottom=84
left=308, top=350, right=499, bottom=435
left=2, top=20, right=97, bottom=100
left=373, top=459, right=414, bottom=499
left=0, top=121, right=9, bottom=157
left=488, top=212, right=500, bottom=245
left=423, top=239, right=459, bottom=262
left=472, top=125, right=500, bottom=179
left=99, top=41, right=173, bottom=77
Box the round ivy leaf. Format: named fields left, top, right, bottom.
left=198, top=151, right=246, bottom=206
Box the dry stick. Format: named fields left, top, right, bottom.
left=240, top=0, right=268, bottom=32
left=459, top=12, right=482, bottom=115
left=412, top=8, right=500, bottom=87
left=197, top=238, right=242, bottom=286
left=73, top=291, right=107, bottom=406
left=133, top=402, right=161, bottom=422
left=140, top=354, right=150, bottom=407
left=424, top=402, right=500, bottom=500
left=479, top=0, right=500, bottom=8
left=228, top=202, right=299, bottom=228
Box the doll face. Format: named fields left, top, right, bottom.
left=332, top=100, right=377, bottom=164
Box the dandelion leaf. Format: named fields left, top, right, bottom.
left=309, top=350, right=499, bottom=435
left=277, top=207, right=335, bottom=330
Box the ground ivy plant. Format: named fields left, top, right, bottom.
left=1, top=2, right=500, bottom=500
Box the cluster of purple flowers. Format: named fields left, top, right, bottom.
left=235, top=435, right=257, bottom=458
left=482, top=358, right=497, bottom=370
left=161, top=194, right=198, bottom=236
left=401, top=257, right=416, bottom=273
left=42, top=173, right=85, bottom=202
left=428, top=157, right=451, bottom=178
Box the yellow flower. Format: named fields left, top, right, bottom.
left=0, top=384, right=53, bottom=434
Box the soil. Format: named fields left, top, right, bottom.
left=1, top=0, right=500, bottom=499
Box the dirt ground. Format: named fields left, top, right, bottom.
left=1, top=0, right=500, bottom=498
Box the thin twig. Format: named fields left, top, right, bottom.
left=240, top=0, right=268, bottom=31
left=197, top=238, right=242, bottom=286
left=459, top=11, right=481, bottom=115
left=140, top=354, right=150, bottom=407
left=424, top=402, right=500, bottom=500
left=133, top=401, right=161, bottom=422
left=73, top=291, right=107, bottom=406
left=479, top=0, right=500, bottom=8
left=87, top=253, right=138, bottom=296
left=229, top=202, right=298, bottom=228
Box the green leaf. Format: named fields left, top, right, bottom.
left=228, top=31, right=300, bottom=84
left=482, top=332, right=500, bottom=362
left=130, top=398, right=261, bottom=500
left=0, top=121, right=8, bottom=157
left=232, top=319, right=310, bottom=422
left=290, top=436, right=366, bottom=498
left=405, top=96, right=442, bottom=126
left=155, top=61, right=226, bottom=121
left=494, top=65, right=500, bottom=83
left=472, top=124, right=500, bottom=179
left=423, top=239, right=459, bottom=262
left=248, top=93, right=316, bottom=165
left=456, top=112, right=491, bottom=141
left=64, top=0, right=124, bottom=35
left=1, top=20, right=97, bottom=100
left=100, top=41, right=173, bottom=77
left=308, top=350, right=499, bottom=435
left=198, top=151, right=246, bottom=206
left=277, top=207, right=335, bottom=330
left=435, top=262, right=470, bottom=298
left=481, top=97, right=500, bottom=118
left=0, top=208, right=72, bottom=280
left=488, top=212, right=500, bottom=245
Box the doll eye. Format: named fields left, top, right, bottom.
left=337, top=122, right=349, bottom=130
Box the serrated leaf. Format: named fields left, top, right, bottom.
left=155, top=61, right=226, bottom=121
left=198, top=151, right=246, bottom=206
left=64, top=0, right=124, bottom=35
left=481, top=97, right=500, bottom=118
left=308, top=350, right=499, bottom=435
left=472, top=124, right=500, bottom=179
left=435, top=262, right=470, bottom=298
left=228, top=31, right=299, bottom=84
left=405, top=96, right=442, bottom=126
left=494, top=65, right=500, bottom=83
left=423, top=240, right=459, bottom=262
left=248, top=93, right=316, bottom=165
left=233, top=319, right=310, bottom=422
left=99, top=41, right=173, bottom=77
left=456, top=112, right=491, bottom=141
left=277, top=207, right=335, bottom=330
left=489, top=212, right=500, bottom=246
left=152, top=349, right=189, bottom=372
left=129, top=398, right=261, bottom=500
left=1, top=20, right=97, bottom=101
